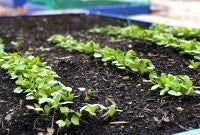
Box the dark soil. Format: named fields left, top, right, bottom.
left=0, top=14, right=200, bottom=135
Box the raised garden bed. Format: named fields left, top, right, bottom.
left=0, top=14, right=200, bottom=135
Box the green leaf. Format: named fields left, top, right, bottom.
left=53, top=94, right=61, bottom=103
left=160, top=87, right=169, bottom=96
left=65, top=119, right=71, bottom=127
left=188, top=60, right=200, bottom=70
left=10, top=72, right=18, bottom=79
left=80, top=106, right=87, bottom=112
left=108, top=105, right=116, bottom=116
left=184, top=87, right=194, bottom=96
left=56, top=120, right=66, bottom=128
left=75, top=111, right=82, bottom=118
left=168, top=90, right=182, bottom=96
left=26, top=105, right=35, bottom=110
left=1, top=63, right=10, bottom=69
left=11, top=41, right=23, bottom=48
left=14, top=87, right=23, bottom=93
left=71, top=116, right=79, bottom=125
left=151, top=84, right=159, bottom=90
left=60, top=107, right=69, bottom=115
left=60, top=83, right=72, bottom=92
left=34, top=108, right=44, bottom=112
left=26, top=95, right=35, bottom=100
left=38, top=97, right=49, bottom=104
left=66, top=93, right=74, bottom=101
left=0, top=41, right=4, bottom=53
left=85, top=104, right=99, bottom=116
left=44, top=105, right=51, bottom=115
left=125, top=50, right=136, bottom=59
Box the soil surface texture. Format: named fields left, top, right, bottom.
left=0, top=14, right=200, bottom=135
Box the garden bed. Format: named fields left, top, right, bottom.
left=0, top=14, right=200, bottom=135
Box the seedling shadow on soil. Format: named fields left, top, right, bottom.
left=0, top=14, right=200, bottom=135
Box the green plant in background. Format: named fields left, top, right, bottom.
left=90, top=25, right=200, bottom=62
left=48, top=34, right=99, bottom=53
left=0, top=40, right=116, bottom=128
left=150, top=23, right=200, bottom=39
left=0, top=38, right=4, bottom=53
left=48, top=34, right=198, bottom=97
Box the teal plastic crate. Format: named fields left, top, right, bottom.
left=48, top=0, right=123, bottom=9
left=28, top=0, right=149, bottom=9
left=28, top=0, right=46, bottom=5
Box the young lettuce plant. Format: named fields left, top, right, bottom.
left=56, top=104, right=116, bottom=127
left=151, top=73, right=194, bottom=96
left=0, top=40, right=117, bottom=128
left=150, top=23, right=200, bottom=39
left=188, top=60, right=200, bottom=70
left=90, top=25, right=200, bottom=61
left=94, top=46, right=155, bottom=74
left=0, top=38, right=4, bottom=53
left=48, top=34, right=99, bottom=54
left=11, top=41, right=23, bottom=49
left=49, top=35, right=155, bottom=76
left=48, top=34, right=198, bottom=97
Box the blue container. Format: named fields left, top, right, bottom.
left=87, top=3, right=150, bottom=16
left=86, top=3, right=150, bottom=25
left=173, top=129, right=200, bottom=135
left=0, top=0, right=27, bottom=7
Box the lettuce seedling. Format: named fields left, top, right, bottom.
left=189, top=60, right=200, bottom=70
left=0, top=41, right=117, bottom=128
left=56, top=119, right=71, bottom=128
left=11, top=41, right=23, bottom=49
left=90, top=25, right=200, bottom=61
left=0, top=38, right=4, bottom=54
left=49, top=34, right=156, bottom=76
left=80, top=104, right=116, bottom=118
left=150, top=23, right=200, bottom=38
left=108, top=105, right=116, bottom=116
left=48, top=35, right=100, bottom=53
left=49, top=34, right=197, bottom=97
left=84, top=89, right=93, bottom=101
left=151, top=73, right=194, bottom=96
left=81, top=104, right=99, bottom=116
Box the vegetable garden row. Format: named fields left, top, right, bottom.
left=1, top=15, right=200, bottom=135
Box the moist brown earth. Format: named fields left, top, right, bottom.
left=0, top=14, right=200, bottom=135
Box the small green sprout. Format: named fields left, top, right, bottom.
left=85, top=89, right=93, bottom=101
left=56, top=119, right=71, bottom=128
left=71, top=115, right=80, bottom=125
left=80, top=104, right=117, bottom=118
left=176, top=107, right=184, bottom=112
left=189, top=60, right=200, bottom=70
left=11, top=41, right=23, bottom=49
left=108, top=105, right=116, bottom=116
